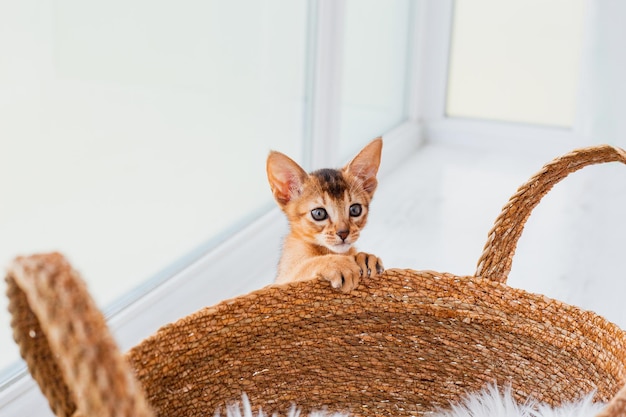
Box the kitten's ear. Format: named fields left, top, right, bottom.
left=343, top=137, right=382, bottom=195
left=266, top=151, right=308, bottom=207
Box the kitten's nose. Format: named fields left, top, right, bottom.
left=336, top=230, right=349, bottom=241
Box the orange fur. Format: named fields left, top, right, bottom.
left=266, top=138, right=384, bottom=292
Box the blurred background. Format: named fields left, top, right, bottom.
left=1, top=1, right=626, bottom=413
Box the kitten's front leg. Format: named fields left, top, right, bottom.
left=314, top=255, right=363, bottom=293
left=278, top=253, right=377, bottom=293
left=354, top=252, right=384, bottom=278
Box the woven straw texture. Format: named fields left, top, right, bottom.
left=5, top=145, right=626, bottom=417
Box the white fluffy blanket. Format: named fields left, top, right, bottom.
left=432, top=385, right=604, bottom=417
left=219, top=386, right=605, bottom=417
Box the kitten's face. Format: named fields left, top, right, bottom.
left=286, top=168, right=372, bottom=253
left=266, top=138, right=382, bottom=254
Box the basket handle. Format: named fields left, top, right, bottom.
left=475, top=144, right=626, bottom=283
left=5, top=253, right=155, bottom=417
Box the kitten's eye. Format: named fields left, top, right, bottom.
left=311, top=208, right=328, bottom=221
left=349, top=204, right=362, bottom=217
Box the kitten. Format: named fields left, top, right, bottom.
left=266, top=138, right=384, bottom=293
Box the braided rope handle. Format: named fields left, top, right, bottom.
left=475, top=144, right=626, bottom=283
left=5, top=253, right=154, bottom=417
left=473, top=145, right=626, bottom=417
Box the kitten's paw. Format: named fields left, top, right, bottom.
left=354, top=252, right=384, bottom=278
left=318, top=257, right=362, bottom=293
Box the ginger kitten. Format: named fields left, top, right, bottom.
left=266, top=138, right=384, bottom=293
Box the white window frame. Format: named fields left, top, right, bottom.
left=305, top=0, right=423, bottom=171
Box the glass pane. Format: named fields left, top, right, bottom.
left=0, top=0, right=307, bottom=374
left=446, top=0, right=584, bottom=127
left=339, top=0, right=411, bottom=160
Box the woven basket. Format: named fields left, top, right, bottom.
left=5, top=145, right=626, bottom=417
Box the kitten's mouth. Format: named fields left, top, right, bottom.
left=330, top=242, right=352, bottom=254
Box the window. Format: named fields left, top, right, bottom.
left=0, top=0, right=309, bottom=380
left=446, top=0, right=585, bottom=127
left=339, top=0, right=412, bottom=159
left=0, top=0, right=416, bottom=398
